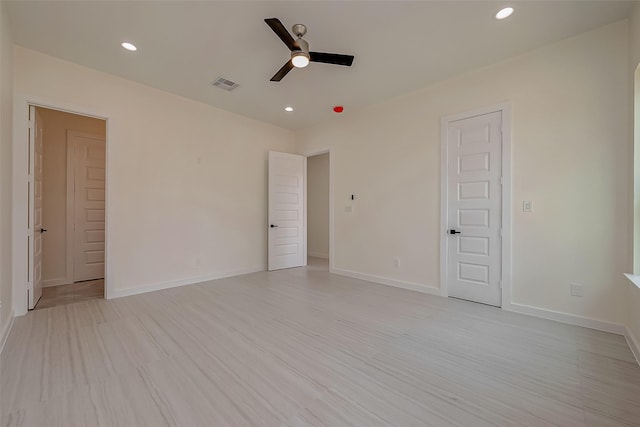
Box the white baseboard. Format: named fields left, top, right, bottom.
left=108, top=265, right=266, bottom=299
left=1, top=310, right=15, bottom=354
left=625, top=326, right=640, bottom=366
left=505, top=302, right=626, bottom=335
left=42, top=278, right=69, bottom=288
left=331, top=267, right=441, bottom=296
left=308, top=251, right=329, bottom=260
left=330, top=270, right=627, bottom=335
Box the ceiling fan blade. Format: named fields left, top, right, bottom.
left=270, top=61, right=295, bottom=82
left=309, top=52, right=354, bottom=66
left=265, top=18, right=298, bottom=51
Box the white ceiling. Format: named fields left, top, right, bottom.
left=6, top=1, right=636, bottom=130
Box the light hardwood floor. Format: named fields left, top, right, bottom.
left=35, top=280, right=104, bottom=310
left=2, top=258, right=639, bottom=426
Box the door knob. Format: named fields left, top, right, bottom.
left=39, top=228, right=48, bottom=233
left=448, top=229, right=460, bottom=235
left=270, top=224, right=278, bottom=228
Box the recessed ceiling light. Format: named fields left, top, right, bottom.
left=495, top=7, right=514, bottom=20
left=285, top=106, right=294, bottom=112
left=121, top=42, right=137, bottom=51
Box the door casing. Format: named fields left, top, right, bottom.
left=440, top=103, right=512, bottom=309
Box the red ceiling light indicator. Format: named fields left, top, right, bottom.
left=333, top=105, right=344, bottom=113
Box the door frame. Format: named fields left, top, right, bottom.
left=302, top=148, right=334, bottom=271
left=66, top=131, right=106, bottom=285
left=439, top=103, right=512, bottom=309
left=12, top=95, right=111, bottom=316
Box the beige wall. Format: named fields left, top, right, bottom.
left=13, top=47, right=295, bottom=309
left=629, top=3, right=640, bottom=355
left=0, top=2, right=14, bottom=344
left=297, top=21, right=630, bottom=325
left=307, top=153, right=329, bottom=259
left=37, top=107, right=106, bottom=285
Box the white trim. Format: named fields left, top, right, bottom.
left=331, top=267, right=441, bottom=296
left=439, top=102, right=513, bottom=308
left=625, top=326, right=640, bottom=366
left=308, top=252, right=329, bottom=259
left=505, top=302, right=626, bottom=335
left=66, top=131, right=106, bottom=284
left=625, top=273, right=640, bottom=290
left=27, top=106, right=35, bottom=305
left=303, top=156, right=308, bottom=265
left=41, top=278, right=69, bottom=288
left=65, top=134, right=75, bottom=285
left=500, top=105, right=513, bottom=310
left=302, top=148, right=333, bottom=271
left=13, top=95, right=110, bottom=315
left=109, top=265, right=265, bottom=299
left=0, top=311, right=15, bottom=354
left=329, top=150, right=335, bottom=272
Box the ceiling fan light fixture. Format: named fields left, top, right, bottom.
left=291, top=51, right=310, bottom=68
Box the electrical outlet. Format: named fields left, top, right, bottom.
left=393, top=258, right=400, bottom=268
left=570, top=283, right=583, bottom=297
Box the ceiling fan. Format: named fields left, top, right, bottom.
left=264, top=18, right=355, bottom=82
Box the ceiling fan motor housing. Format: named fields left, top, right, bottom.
left=292, top=24, right=307, bottom=38
left=294, top=38, right=309, bottom=54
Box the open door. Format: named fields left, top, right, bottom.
left=268, top=151, right=306, bottom=270
left=28, top=106, right=44, bottom=309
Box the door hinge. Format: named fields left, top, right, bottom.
left=499, top=281, right=502, bottom=289
left=500, top=176, right=503, bottom=185
left=500, top=228, right=503, bottom=237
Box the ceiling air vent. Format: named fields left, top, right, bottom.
left=211, top=77, right=240, bottom=91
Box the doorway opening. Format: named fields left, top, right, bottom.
left=30, top=106, right=106, bottom=309
left=306, top=152, right=330, bottom=271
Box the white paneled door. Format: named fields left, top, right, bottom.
left=70, top=133, right=106, bottom=282
left=268, top=151, right=305, bottom=271
left=446, top=110, right=502, bottom=307
left=28, top=106, right=44, bottom=309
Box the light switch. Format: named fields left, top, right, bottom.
left=523, top=201, right=532, bottom=212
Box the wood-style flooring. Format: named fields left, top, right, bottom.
left=34, top=280, right=104, bottom=310
left=2, top=258, right=639, bottom=426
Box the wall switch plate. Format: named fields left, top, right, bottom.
left=523, top=201, right=532, bottom=212
left=570, top=284, right=584, bottom=297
